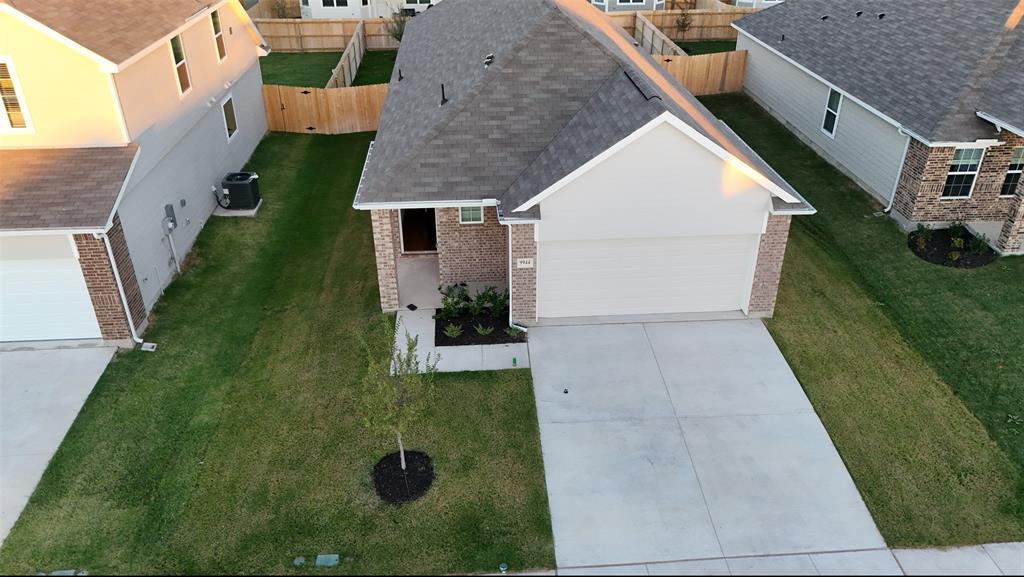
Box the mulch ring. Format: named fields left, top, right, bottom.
left=434, top=313, right=526, bottom=347
left=372, top=451, right=434, bottom=504
left=907, top=227, right=997, bottom=269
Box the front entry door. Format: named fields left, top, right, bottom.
left=401, top=208, right=438, bottom=253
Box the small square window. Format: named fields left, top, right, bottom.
left=222, top=97, right=237, bottom=139
left=821, top=88, right=842, bottom=137
left=459, top=206, right=484, bottom=224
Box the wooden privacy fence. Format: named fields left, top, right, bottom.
left=656, top=50, right=747, bottom=96
left=263, top=84, right=388, bottom=134
left=634, top=13, right=686, bottom=56
left=644, top=8, right=756, bottom=41
left=326, top=20, right=367, bottom=87
left=253, top=18, right=400, bottom=52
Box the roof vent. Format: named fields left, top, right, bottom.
left=820, top=14, right=829, bottom=21
left=440, top=83, right=448, bottom=107
left=855, top=10, right=863, bottom=17
left=877, top=12, right=886, bottom=19
left=398, top=69, right=404, bottom=81
left=484, top=53, right=495, bottom=68
left=780, top=33, right=785, bottom=41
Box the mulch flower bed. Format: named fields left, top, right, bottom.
left=372, top=451, right=434, bottom=504
left=907, top=226, right=997, bottom=269
left=433, top=285, right=526, bottom=347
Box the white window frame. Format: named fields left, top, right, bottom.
left=618, top=0, right=645, bottom=4
left=221, top=94, right=238, bottom=141
left=941, top=147, right=985, bottom=200
left=821, top=88, right=843, bottom=138
left=1000, top=147, right=1024, bottom=197
left=169, top=35, right=192, bottom=97
left=211, top=10, right=227, bottom=62
left=0, top=56, right=32, bottom=133
left=459, top=206, right=484, bottom=225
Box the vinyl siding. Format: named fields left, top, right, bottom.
left=737, top=32, right=909, bottom=204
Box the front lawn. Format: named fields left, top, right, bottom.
left=678, top=40, right=736, bottom=55
left=259, top=52, right=342, bottom=87
left=701, top=93, right=1024, bottom=546
left=352, top=50, right=398, bottom=86
left=0, top=133, right=554, bottom=575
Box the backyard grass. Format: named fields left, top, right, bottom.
left=0, top=133, right=554, bottom=575
left=701, top=93, right=1024, bottom=545
left=352, top=50, right=398, bottom=86
left=259, top=52, right=342, bottom=87
left=677, top=40, right=736, bottom=55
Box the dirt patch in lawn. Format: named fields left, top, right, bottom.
left=908, top=227, right=997, bottom=269
left=372, top=451, right=435, bottom=504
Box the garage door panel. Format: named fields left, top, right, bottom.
left=538, top=235, right=758, bottom=318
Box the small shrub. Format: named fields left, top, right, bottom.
left=951, top=236, right=966, bottom=250
left=915, top=223, right=934, bottom=241
left=443, top=323, right=463, bottom=339
left=949, top=222, right=969, bottom=238
left=492, top=290, right=510, bottom=318
left=474, top=324, right=494, bottom=336
left=969, top=234, right=990, bottom=254
left=504, top=326, right=523, bottom=339
left=915, top=235, right=928, bottom=251
left=439, top=284, right=469, bottom=319
left=948, top=251, right=962, bottom=262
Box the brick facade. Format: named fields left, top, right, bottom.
left=436, top=207, right=508, bottom=286
left=370, top=209, right=401, bottom=311
left=892, top=130, right=1024, bottom=253
left=748, top=214, right=792, bottom=317
left=74, top=232, right=133, bottom=341
left=108, top=214, right=146, bottom=331
left=509, top=223, right=537, bottom=324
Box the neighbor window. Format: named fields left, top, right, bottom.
left=619, top=0, right=645, bottom=4
left=821, top=88, right=842, bottom=137
left=322, top=0, right=348, bottom=6
left=942, top=148, right=984, bottom=198
left=170, top=35, right=191, bottom=94
left=1002, top=147, right=1024, bottom=197
left=211, top=10, right=226, bottom=61
left=0, top=61, right=27, bottom=130
left=222, top=97, right=237, bottom=139
left=459, top=206, right=484, bottom=224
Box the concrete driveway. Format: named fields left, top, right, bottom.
left=529, top=321, right=885, bottom=570
left=0, top=346, right=115, bottom=543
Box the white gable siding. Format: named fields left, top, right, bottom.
left=737, top=33, right=909, bottom=204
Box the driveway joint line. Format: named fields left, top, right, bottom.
left=555, top=545, right=898, bottom=571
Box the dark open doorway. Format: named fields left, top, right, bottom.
left=401, top=208, right=438, bottom=253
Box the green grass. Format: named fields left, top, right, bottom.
left=352, top=50, right=397, bottom=86
left=701, top=93, right=1024, bottom=545
left=677, top=41, right=737, bottom=55
left=0, top=133, right=554, bottom=575
left=260, top=52, right=342, bottom=87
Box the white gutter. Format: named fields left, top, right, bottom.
left=977, top=111, right=1024, bottom=139
left=501, top=221, right=529, bottom=334
left=97, top=232, right=144, bottom=345
left=885, top=130, right=913, bottom=213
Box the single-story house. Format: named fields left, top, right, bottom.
left=354, top=0, right=814, bottom=326
left=734, top=0, right=1024, bottom=254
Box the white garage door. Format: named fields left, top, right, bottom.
left=0, top=235, right=102, bottom=342
left=537, top=234, right=760, bottom=318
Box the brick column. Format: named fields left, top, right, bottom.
left=108, top=214, right=146, bottom=331
left=74, top=233, right=133, bottom=341
left=370, top=209, right=400, bottom=311
left=748, top=214, right=792, bottom=318
left=509, top=223, right=537, bottom=324
left=997, top=193, right=1024, bottom=254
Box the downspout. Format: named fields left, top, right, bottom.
left=502, top=221, right=529, bottom=333
left=97, top=232, right=144, bottom=345
left=885, top=129, right=913, bottom=213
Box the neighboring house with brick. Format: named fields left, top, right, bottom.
left=0, top=0, right=269, bottom=344
left=354, top=0, right=813, bottom=326
left=735, top=0, right=1024, bottom=254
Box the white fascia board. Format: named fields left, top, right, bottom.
left=0, top=227, right=104, bottom=237
left=353, top=199, right=500, bottom=210
left=103, top=146, right=143, bottom=232
left=0, top=4, right=118, bottom=72
left=976, top=111, right=1023, bottom=140
left=513, top=111, right=800, bottom=213
left=928, top=138, right=1004, bottom=149
left=734, top=27, right=932, bottom=145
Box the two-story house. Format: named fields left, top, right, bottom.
left=300, top=0, right=436, bottom=20
left=0, top=0, right=269, bottom=344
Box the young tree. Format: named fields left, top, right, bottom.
left=383, top=0, right=410, bottom=43
left=361, top=316, right=439, bottom=471
left=675, top=10, right=693, bottom=40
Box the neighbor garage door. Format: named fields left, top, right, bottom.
left=0, top=235, right=102, bottom=342
left=537, top=234, right=759, bottom=318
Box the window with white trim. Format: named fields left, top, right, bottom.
left=0, top=61, right=27, bottom=130
left=170, top=35, right=191, bottom=94
left=942, top=148, right=984, bottom=198
left=222, top=97, right=237, bottom=139
left=618, top=0, right=645, bottom=4
left=1002, top=147, right=1024, bottom=197
left=821, top=88, right=842, bottom=137
left=322, top=0, right=348, bottom=6
left=459, top=206, right=484, bottom=224
left=211, top=10, right=227, bottom=61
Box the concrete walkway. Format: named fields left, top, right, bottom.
left=0, top=346, right=115, bottom=543
left=396, top=309, right=529, bottom=372
left=529, top=321, right=884, bottom=569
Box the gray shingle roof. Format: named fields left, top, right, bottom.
left=734, top=0, right=1023, bottom=143
left=356, top=0, right=811, bottom=216
left=0, top=146, right=138, bottom=231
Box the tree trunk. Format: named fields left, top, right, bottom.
left=397, top=430, right=406, bottom=471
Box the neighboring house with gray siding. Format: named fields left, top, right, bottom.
left=0, top=0, right=269, bottom=344
left=735, top=0, right=1024, bottom=254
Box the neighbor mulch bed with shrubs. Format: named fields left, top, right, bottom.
left=908, top=224, right=997, bottom=269
left=434, top=285, right=526, bottom=347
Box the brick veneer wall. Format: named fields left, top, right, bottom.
left=108, top=214, right=146, bottom=330
left=998, top=194, right=1024, bottom=254
left=509, top=223, right=537, bottom=324
left=370, top=209, right=401, bottom=311
left=74, top=232, right=133, bottom=340
left=748, top=214, right=792, bottom=317
left=436, top=207, right=508, bottom=286
left=893, top=131, right=1024, bottom=224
